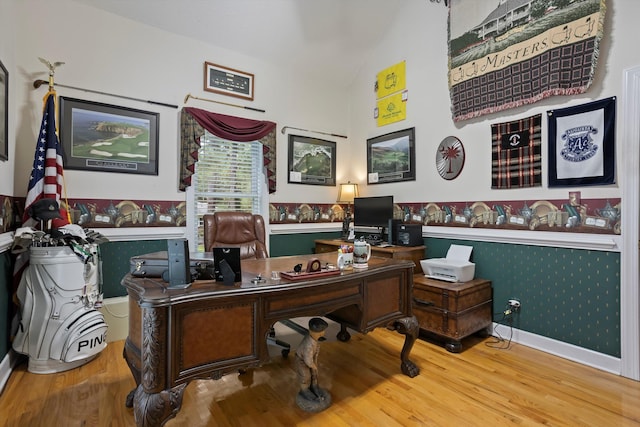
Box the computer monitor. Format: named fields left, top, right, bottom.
left=353, top=195, right=394, bottom=229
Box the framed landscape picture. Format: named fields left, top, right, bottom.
left=59, top=97, right=159, bottom=175
left=0, top=59, right=7, bottom=161
left=367, top=127, right=415, bottom=184
left=287, top=134, right=336, bottom=186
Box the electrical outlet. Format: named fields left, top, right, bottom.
left=508, top=299, right=521, bottom=312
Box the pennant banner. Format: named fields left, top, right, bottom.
left=448, top=0, right=606, bottom=122
left=376, top=92, right=406, bottom=127
left=548, top=97, right=615, bottom=187
left=491, top=114, right=542, bottom=189
left=376, top=60, right=406, bottom=99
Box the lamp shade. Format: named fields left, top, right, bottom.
left=337, top=182, right=359, bottom=204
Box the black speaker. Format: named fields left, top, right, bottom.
left=395, top=223, right=422, bottom=246
left=167, top=238, right=192, bottom=288
left=387, top=219, right=401, bottom=244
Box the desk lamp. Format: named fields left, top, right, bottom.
left=337, top=181, right=359, bottom=240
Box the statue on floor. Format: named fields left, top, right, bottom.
left=294, top=317, right=332, bottom=411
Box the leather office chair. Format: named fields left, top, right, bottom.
left=203, top=212, right=291, bottom=356
left=203, top=212, right=269, bottom=260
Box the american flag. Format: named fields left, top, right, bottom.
left=12, top=92, right=66, bottom=334
left=23, top=93, right=64, bottom=224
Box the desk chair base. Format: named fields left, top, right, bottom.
left=268, top=326, right=291, bottom=357
left=268, top=335, right=290, bottom=357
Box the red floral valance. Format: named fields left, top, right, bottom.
left=180, top=107, right=277, bottom=193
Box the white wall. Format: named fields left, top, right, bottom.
left=0, top=0, right=17, bottom=196
left=10, top=0, right=350, bottom=205
left=9, top=1, right=636, bottom=207
left=347, top=0, right=634, bottom=204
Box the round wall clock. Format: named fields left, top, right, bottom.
left=435, top=136, right=465, bottom=180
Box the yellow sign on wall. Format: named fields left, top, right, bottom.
left=376, top=61, right=406, bottom=99
left=376, top=92, right=406, bottom=126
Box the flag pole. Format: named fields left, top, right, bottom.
left=38, top=57, right=73, bottom=224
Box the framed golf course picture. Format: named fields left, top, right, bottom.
left=59, top=97, right=159, bottom=175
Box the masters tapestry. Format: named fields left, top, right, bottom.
left=448, top=0, right=606, bottom=122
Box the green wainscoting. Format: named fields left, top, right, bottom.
left=0, top=232, right=621, bottom=365
left=270, top=232, right=341, bottom=257
left=425, top=237, right=621, bottom=357
left=99, top=240, right=169, bottom=298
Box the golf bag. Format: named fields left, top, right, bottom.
left=12, top=245, right=108, bottom=374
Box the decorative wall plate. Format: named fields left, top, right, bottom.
left=436, top=136, right=465, bottom=180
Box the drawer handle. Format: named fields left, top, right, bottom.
left=413, top=298, right=435, bottom=307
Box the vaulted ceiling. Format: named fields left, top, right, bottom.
left=72, top=0, right=414, bottom=87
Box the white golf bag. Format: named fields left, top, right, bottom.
left=12, top=245, right=108, bottom=374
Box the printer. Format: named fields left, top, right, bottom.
left=420, top=244, right=475, bottom=282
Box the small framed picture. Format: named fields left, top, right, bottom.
left=367, top=127, right=416, bottom=184
left=287, top=134, right=336, bottom=186
left=59, top=97, right=159, bottom=175
left=204, top=61, right=254, bottom=101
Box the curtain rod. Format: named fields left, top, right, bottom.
left=183, top=93, right=266, bottom=113
left=33, top=79, right=178, bottom=109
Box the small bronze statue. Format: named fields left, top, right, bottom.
left=341, top=215, right=351, bottom=240
left=294, top=317, right=331, bottom=411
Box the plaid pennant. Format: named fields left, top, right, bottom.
left=491, top=114, right=542, bottom=189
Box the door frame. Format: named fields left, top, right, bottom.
left=621, top=65, right=640, bottom=380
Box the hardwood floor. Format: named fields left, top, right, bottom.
left=2, top=327, right=640, bottom=426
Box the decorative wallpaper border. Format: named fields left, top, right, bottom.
left=1, top=197, right=185, bottom=232
left=0, top=195, right=621, bottom=236
left=269, top=197, right=621, bottom=235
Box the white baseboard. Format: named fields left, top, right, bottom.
left=0, top=350, right=24, bottom=395
left=99, top=296, right=129, bottom=343
left=493, top=322, right=621, bottom=375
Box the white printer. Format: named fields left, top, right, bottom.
left=420, top=244, right=475, bottom=282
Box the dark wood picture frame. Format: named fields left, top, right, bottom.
left=287, top=134, right=336, bottom=186
left=204, top=61, right=254, bottom=101
left=59, top=97, right=159, bottom=175
left=367, top=127, right=416, bottom=184
left=548, top=97, right=616, bottom=187
left=0, top=59, right=7, bottom=161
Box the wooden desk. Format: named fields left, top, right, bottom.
left=122, top=252, right=419, bottom=427
left=314, top=239, right=426, bottom=273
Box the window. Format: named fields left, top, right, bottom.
left=187, top=132, right=265, bottom=251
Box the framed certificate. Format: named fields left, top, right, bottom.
left=204, top=61, right=254, bottom=101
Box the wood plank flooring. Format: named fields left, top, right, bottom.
left=2, top=328, right=640, bottom=426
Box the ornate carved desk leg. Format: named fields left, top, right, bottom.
left=133, top=383, right=187, bottom=427
left=123, top=343, right=139, bottom=408
left=130, top=306, right=187, bottom=427
left=392, top=316, right=420, bottom=378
